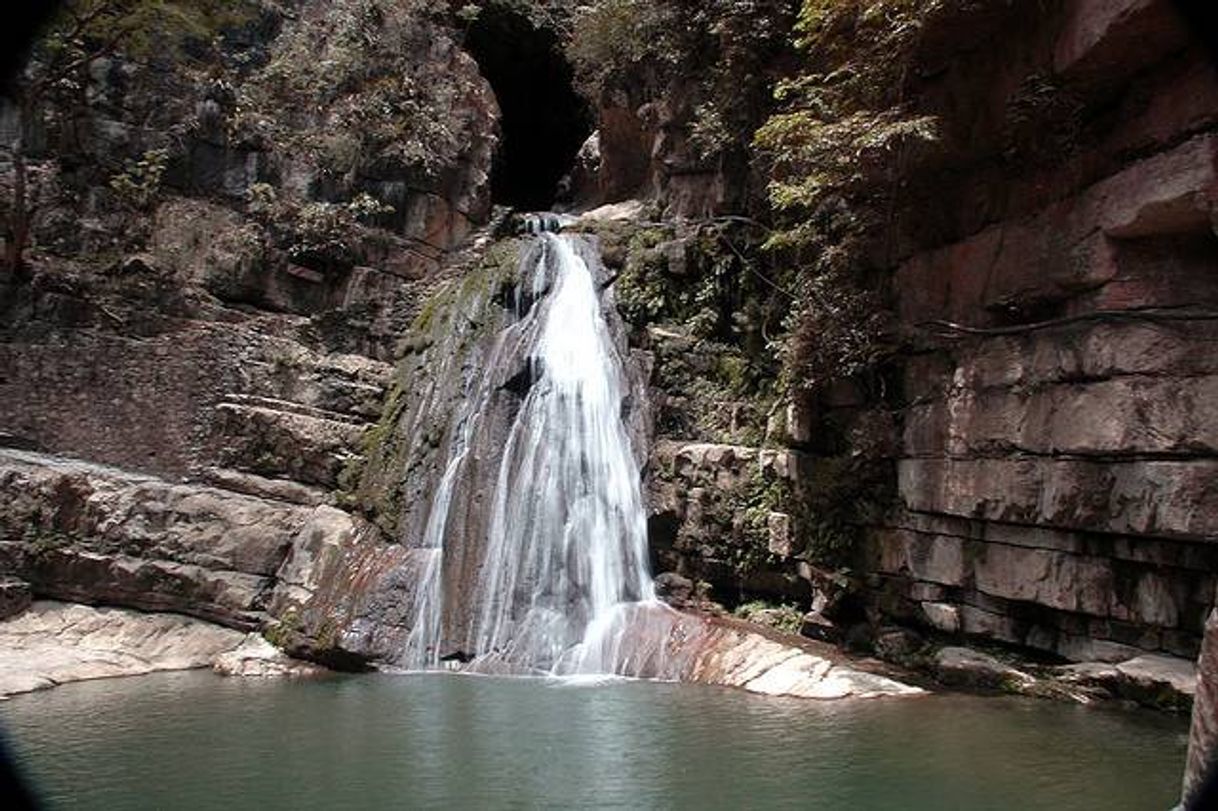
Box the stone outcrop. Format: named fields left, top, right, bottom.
left=212, top=634, right=327, bottom=678
left=648, top=440, right=811, bottom=604
left=0, top=448, right=312, bottom=629
left=932, top=646, right=1036, bottom=691
left=0, top=601, right=247, bottom=699
left=511, top=602, right=921, bottom=700
left=0, top=448, right=432, bottom=671
left=0, top=0, right=499, bottom=493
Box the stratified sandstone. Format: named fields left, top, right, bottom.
left=843, top=0, right=1218, bottom=665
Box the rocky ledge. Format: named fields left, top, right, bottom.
left=543, top=603, right=923, bottom=700
left=686, top=616, right=922, bottom=700
left=0, top=601, right=323, bottom=700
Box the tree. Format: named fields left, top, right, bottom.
left=1, top=0, right=248, bottom=273
left=753, top=0, right=946, bottom=388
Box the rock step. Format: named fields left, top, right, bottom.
left=0, top=545, right=271, bottom=632
left=198, top=467, right=328, bottom=507
left=212, top=402, right=367, bottom=488
left=0, top=601, right=250, bottom=700
left=218, top=394, right=371, bottom=426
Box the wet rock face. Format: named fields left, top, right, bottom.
left=575, top=603, right=920, bottom=699
left=348, top=233, right=655, bottom=665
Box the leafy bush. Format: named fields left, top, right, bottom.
left=566, top=0, right=796, bottom=162
left=754, top=0, right=953, bottom=389
left=235, top=0, right=478, bottom=184
left=734, top=600, right=804, bottom=635
left=246, top=183, right=394, bottom=267
left=109, top=148, right=169, bottom=211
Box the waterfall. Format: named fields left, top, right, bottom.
left=401, top=226, right=659, bottom=675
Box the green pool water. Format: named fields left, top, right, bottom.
left=0, top=671, right=1189, bottom=810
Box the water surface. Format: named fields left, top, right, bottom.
left=1, top=672, right=1188, bottom=809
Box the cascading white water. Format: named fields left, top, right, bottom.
left=471, top=233, right=655, bottom=673
left=401, top=226, right=660, bottom=675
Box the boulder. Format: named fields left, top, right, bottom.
left=212, top=633, right=327, bottom=678
left=1113, top=654, right=1197, bottom=708
left=920, top=602, right=961, bottom=634
left=874, top=626, right=925, bottom=664
left=0, top=578, right=31, bottom=620
left=799, top=610, right=838, bottom=643
left=932, top=646, right=1036, bottom=691
left=654, top=571, right=695, bottom=607
left=1055, top=654, right=1198, bottom=710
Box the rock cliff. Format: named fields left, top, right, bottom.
left=1, top=0, right=1215, bottom=714
left=856, top=0, right=1218, bottom=665
left=0, top=0, right=501, bottom=671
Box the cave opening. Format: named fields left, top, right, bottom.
left=463, top=7, right=592, bottom=211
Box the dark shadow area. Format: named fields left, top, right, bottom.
left=463, top=7, right=591, bottom=211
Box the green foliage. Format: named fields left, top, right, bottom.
left=565, top=0, right=681, bottom=93
left=109, top=148, right=168, bottom=210
left=591, top=218, right=783, bottom=444
left=791, top=411, right=896, bottom=566
left=235, top=0, right=477, bottom=182
left=734, top=600, right=804, bottom=635
left=263, top=610, right=302, bottom=650
left=22, top=0, right=254, bottom=120
left=6, top=0, right=256, bottom=270
left=567, top=0, right=796, bottom=161
left=246, top=183, right=394, bottom=267
left=23, top=525, right=77, bottom=555
left=754, top=0, right=954, bottom=389
left=32, top=0, right=251, bottom=81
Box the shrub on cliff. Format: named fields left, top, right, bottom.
left=566, top=0, right=797, bottom=163
left=754, top=0, right=953, bottom=389
left=234, top=0, right=479, bottom=185
left=2, top=0, right=255, bottom=272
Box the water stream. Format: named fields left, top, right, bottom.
left=403, top=226, right=660, bottom=674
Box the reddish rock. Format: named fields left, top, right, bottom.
left=1054, top=0, right=1189, bottom=84
left=1094, top=134, right=1217, bottom=237
left=897, top=135, right=1218, bottom=325
left=1184, top=609, right=1218, bottom=805
left=899, top=457, right=1218, bottom=540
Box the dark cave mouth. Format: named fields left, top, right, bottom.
left=462, top=7, right=592, bottom=211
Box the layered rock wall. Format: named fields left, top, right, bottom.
left=858, top=0, right=1218, bottom=662
left=0, top=2, right=502, bottom=671
left=0, top=1, right=498, bottom=487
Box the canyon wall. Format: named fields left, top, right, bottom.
left=0, top=1, right=502, bottom=667
left=856, top=0, right=1218, bottom=663
left=583, top=0, right=1218, bottom=670
left=2, top=0, right=1215, bottom=689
